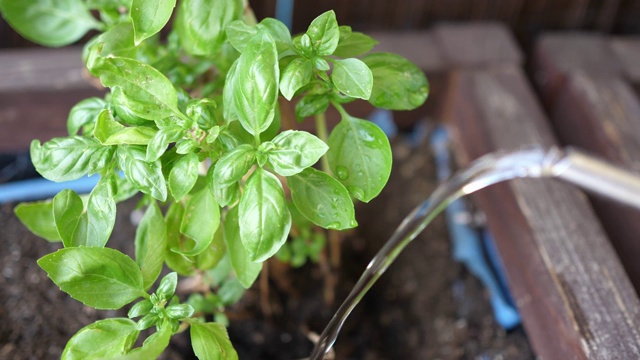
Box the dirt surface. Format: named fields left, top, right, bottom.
left=0, top=132, right=534, bottom=359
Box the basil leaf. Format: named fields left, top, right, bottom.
left=130, top=0, right=176, bottom=45
left=212, top=144, right=255, bottom=207
left=111, top=87, right=153, bottom=126
left=114, top=322, right=172, bottom=360
left=191, top=322, right=239, bottom=360
left=31, top=137, right=114, bottom=182
left=327, top=116, right=392, bottom=202
left=279, top=57, right=313, bottom=100
left=176, top=0, right=242, bottom=56
left=14, top=201, right=60, bottom=242
left=306, top=10, right=339, bottom=56
left=363, top=52, right=429, bottom=110
left=169, top=153, right=200, bottom=201
left=233, top=31, right=279, bottom=136
left=266, top=130, right=328, bottom=176
left=62, top=318, right=139, bottom=360
left=295, top=94, right=330, bottom=121
left=258, top=18, right=292, bottom=55
left=164, top=202, right=197, bottom=275
left=38, top=247, right=146, bottom=309
left=68, top=97, right=107, bottom=136
left=94, top=109, right=125, bottom=143
left=331, top=58, right=373, bottom=100
left=70, top=178, right=117, bottom=247
left=135, top=201, right=167, bottom=290
left=93, top=57, right=182, bottom=122
left=222, top=59, right=239, bottom=122
left=177, top=188, right=220, bottom=256
left=89, top=21, right=137, bottom=61
left=225, top=20, right=257, bottom=53
left=195, top=226, right=227, bottom=271
left=239, top=168, right=291, bottom=262
left=225, top=206, right=262, bottom=288
left=105, top=127, right=157, bottom=146
left=146, top=126, right=184, bottom=162
left=333, top=31, right=378, bottom=58
left=0, top=0, right=100, bottom=47
left=53, top=189, right=84, bottom=247
left=118, top=146, right=168, bottom=201
left=288, top=168, right=357, bottom=230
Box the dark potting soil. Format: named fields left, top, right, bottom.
left=0, top=135, right=534, bottom=359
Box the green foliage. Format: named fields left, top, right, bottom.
left=3, top=1, right=429, bottom=357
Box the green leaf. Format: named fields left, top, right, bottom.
left=118, top=146, right=167, bottom=201
left=258, top=18, right=292, bottom=54
left=169, top=153, right=200, bottom=201
left=176, top=0, right=242, bottom=56
left=156, top=272, right=178, bottom=300
left=30, top=137, right=114, bottom=182
left=14, top=201, right=60, bottom=242
left=94, top=109, right=125, bottom=143
left=135, top=201, right=167, bottom=290
left=68, top=97, right=107, bottom=136
left=295, top=94, right=330, bottom=121
left=266, top=130, right=328, bottom=176
left=306, top=10, right=339, bottom=56
left=191, top=322, right=239, bottom=360
left=70, top=179, right=116, bottom=247
left=239, top=168, right=291, bottom=262
left=164, top=203, right=197, bottom=275
left=130, top=0, right=176, bottom=45
left=93, top=56, right=182, bottom=122
left=327, top=116, right=392, bottom=202
left=146, top=126, right=184, bottom=162
left=333, top=32, right=378, bottom=58
left=288, top=168, right=357, bottom=230
left=233, top=31, right=279, bottom=136
left=331, top=58, right=373, bottom=100
left=88, top=21, right=137, bottom=62
left=0, top=0, right=100, bottom=47
left=114, top=322, right=172, bottom=360
left=224, top=207, right=262, bottom=288
left=62, top=318, right=139, bottom=360
left=363, top=52, right=429, bottom=110
left=111, top=87, right=153, bottom=126
left=225, top=20, right=257, bottom=53
left=195, top=226, right=227, bottom=270
left=178, top=188, right=220, bottom=256
left=212, top=144, right=255, bottom=207
left=279, top=58, right=313, bottom=100
left=38, top=247, right=146, bottom=309
left=53, top=189, right=84, bottom=246
left=222, top=59, right=239, bottom=122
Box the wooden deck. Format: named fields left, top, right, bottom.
left=2, top=23, right=640, bottom=358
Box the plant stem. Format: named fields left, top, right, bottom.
left=315, top=112, right=331, bottom=173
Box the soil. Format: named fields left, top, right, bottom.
left=0, top=130, right=534, bottom=359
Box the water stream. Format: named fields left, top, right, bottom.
left=309, top=145, right=640, bottom=360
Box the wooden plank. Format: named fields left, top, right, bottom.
left=533, top=33, right=622, bottom=107
left=443, top=65, right=640, bottom=359
left=433, top=22, right=523, bottom=68
left=547, top=73, right=640, bottom=292
left=611, top=36, right=640, bottom=84
left=0, top=47, right=92, bottom=92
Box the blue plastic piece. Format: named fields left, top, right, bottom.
left=275, top=0, right=295, bottom=30
left=430, top=125, right=521, bottom=330
left=0, top=175, right=100, bottom=204
left=369, top=109, right=398, bottom=139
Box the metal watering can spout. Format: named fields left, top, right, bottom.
left=308, top=145, right=640, bottom=360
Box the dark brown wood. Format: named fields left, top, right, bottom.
left=547, top=73, right=640, bottom=292
left=443, top=65, right=640, bottom=358
left=0, top=47, right=104, bottom=154
left=433, top=22, right=523, bottom=68
left=532, top=33, right=622, bottom=108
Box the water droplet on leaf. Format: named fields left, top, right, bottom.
left=347, top=185, right=365, bottom=200
left=335, top=166, right=349, bottom=180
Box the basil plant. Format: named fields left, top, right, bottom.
left=0, top=0, right=428, bottom=358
